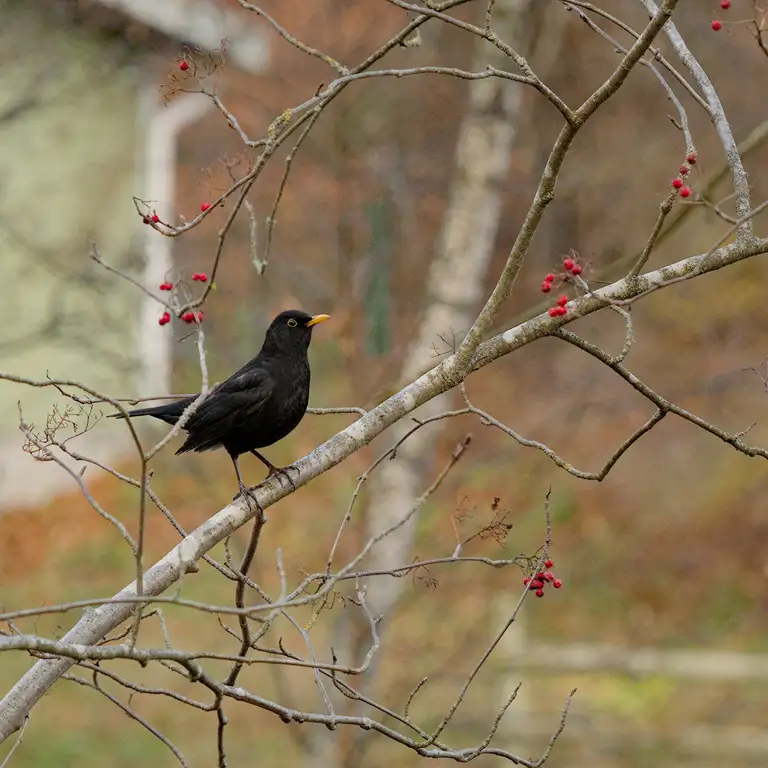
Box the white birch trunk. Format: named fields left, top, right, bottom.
left=360, top=0, right=569, bottom=753
left=303, top=10, right=536, bottom=764
left=363, top=0, right=532, bottom=613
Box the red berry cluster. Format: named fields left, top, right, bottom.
left=564, top=257, right=582, bottom=276
left=671, top=155, right=696, bottom=198
left=158, top=308, right=204, bottom=326
left=712, top=2, right=729, bottom=31
left=541, top=257, right=583, bottom=317
left=192, top=272, right=208, bottom=282
left=548, top=295, right=568, bottom=318
left=523, top=559, right=563, bottom=598
left=159, top=282, right=173, bottom=291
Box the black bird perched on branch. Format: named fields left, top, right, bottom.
left=110, top=309, right=330, bottom=500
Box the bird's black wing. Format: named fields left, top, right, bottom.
left=176, top=366, right=274, bottom=454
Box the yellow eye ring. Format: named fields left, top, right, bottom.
left=287, top=318, right=298, bottom=327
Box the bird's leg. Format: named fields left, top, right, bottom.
left=230, top=453, right=262, bottom=511
left=249, top=450, right=297, bottom=491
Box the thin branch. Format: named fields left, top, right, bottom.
left=63, top=672, right=189, bottom=767
left=556, top=328, right=768, bottom=460
left=0, top=715, right=27, bottom=768
left=235, top=1, right=348, bottom=75
left=566, top=2, right=694, bottom=153
left=638, top=0, right=754, bottom=234
left=467, top=394, right=666, bottom=480
left=561, top=1, right=709, bottom=112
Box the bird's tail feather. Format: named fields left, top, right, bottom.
left=108, top=398, right=195, bottom=426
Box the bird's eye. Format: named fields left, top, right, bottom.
left=287, top=318, right=298, bottom=328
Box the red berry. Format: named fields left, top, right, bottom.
left=523, top=577, right=531, bottom=585
left=570, top=264, right=582, bottom=276
left=200, top=202, right=211, bottom=212
left=557, top=306, right=567, bottom=316
left=545, top=273, right=555, bottom=283
left=158, top=312, right=171, bottom=326
left=142, top=215, right=150, bottom=225
left=535, top=589, right=544, bottom=597
left=541, top=281, right=552, bottom=293
left=548, top=307, right=559, bottom=317
left=181, top=312, right=195, bottom=323
left=679, top=165, right=689, bottom=175
left=672, top=178, right=683, bottom=189
left=557, top=295, right=568, bottom=307
left=530, top=579, right=544, bottom=590
left=687, top=153, right=697, bottom=165
left=711, top=20, right=722, bottom=31
left=720, top=0, right=730, bottom=8
left=553, top=579, right=563, bottom=589
left=195, top=311, right=204, bottom=322
left=680, top=186, right=691, bottom=198
left=179, top=60, right=189, bottom=71
left=151, top=213, right=160, bottom=223
left=563, top=258, right=574, bottom=271
left=159, top=282, right=172, bottom=291
left=545, top=559, right=554, bottom=568
left=192, top=273, right=200, bottom=281
left=543, top=572, right=555, bottom=582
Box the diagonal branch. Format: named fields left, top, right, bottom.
left=555, top=328, right=768, bottom=459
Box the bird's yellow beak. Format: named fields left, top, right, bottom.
left=305, top=313, right=330, bottom=327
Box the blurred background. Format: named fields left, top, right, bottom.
left=1, top=0, right=767, bottom=766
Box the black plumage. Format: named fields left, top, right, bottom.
left=110, top=309, right=330, bottom=499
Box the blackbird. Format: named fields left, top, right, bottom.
left=110, top=309, right=330, bottom=500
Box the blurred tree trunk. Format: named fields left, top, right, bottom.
left=302, top=3, right=568, bottom=766
left=362, top=0, right=569, bottom=645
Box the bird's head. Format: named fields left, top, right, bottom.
left=264, top=309, right=331, bottom=353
